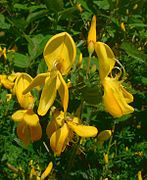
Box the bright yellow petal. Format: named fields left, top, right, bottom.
left=46, top=119, right=58, bottom=138
left=43, top=32, right=76, bottom=75
left=40, top=161, right=53, bottom=180
left=17, top=121, right=31, bottom=145
left=57, top=72, right=69, bottom=112
left=88, top=15, right=96, bottom=44
left=87, top=15, right=96, bottom=55
left=8, top=72, right=20, bottom=82
left=72, top=117, right=80, bottom=124
left=138, top=171, right=142, bottom=180
left=98, top=130, right=112, bottom=141
left=15, top=73, right=34, bottom=109
left=0, top=75, right=14, bottom=89
left=95, top=42, right=115, bottom=81
left=23, top=72, right=50, bottom=94
left=11, top=110, right=26, bottom=122
left=12, top=73, right=21, bottom=95
left=120, top=85, right=134, bottom=103
left=30, top=122, right=42, bottom=141
left=54, top=110, right=64, bottom=126
left=50, top=123, right=69, bottom=156
left=23, top=110, right=39, bottom=126
left=67, top=121, right=98, bottom=138
left=103, top=77, right=134, bottom=117
left=37, top=74, right=58, bottom=116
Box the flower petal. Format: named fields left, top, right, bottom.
left=67, top=121, right=98, bottom=138
left=103, top=77, right=134, bottom=117
left=12, top=110, right=26, bottom=122
left=41, top=162, right=53, bottom=180
left=23, top=72, right=50, bottom=94
left=30, top=122, right=42, bottom=141
left=95, top=42, right=115, bottom=81
left=1, top=76, right=14, bottom=89
left=46, top=119, right=58, bottom=138
left=17, top=121, right=31, bottom=145
left=57, top=72, right=69, bottom=112
left=44, top=32, right=76, bottom=75
left=23, top=110, right=39, bottom=126
left=15, top=73, right=34, bottom=109
left=87, top=15, right=96, bottom=55
left=88, top=15, right=96, bottom=44
left=40, top=161, right=53, bottom=180
left=120, top=85, right=134, bottom=103
left=37, top=74, right=58, bottom=116
left=50, top=123, right=69, bottom=156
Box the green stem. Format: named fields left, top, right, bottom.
left=100, top=123, right=116, bottom=179
left=86, top=54, right=91, bottom=78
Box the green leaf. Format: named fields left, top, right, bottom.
left=121, top=42, right=147, bottom=63
left=28, top=5, right=47, bottom=12
left=81, top=85, right=102, bottom=105
left=59, top=7, right=78, bottom=19
left=25, top=34, right=51, bottom=60
left=129, top=23, right=147, bottom=28
left=13, top=52, right=30, bottom=68
left=114, top=114, right=132, bottom=123
left=37, top=59, right=48, bottom=74
left=26, top=9, right=47, bottom=24
left=141, top=77, right=147, bottom=86
left=45, top=0, right=64, bottom=12
left=0, top=13, right=10, bottom=29
left=13, top=3, right=29, bottom=10
left=93, top=0, right=110, bottom=10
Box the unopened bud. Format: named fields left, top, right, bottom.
left=120, top=22, right=126, bottom=32
left=104, top=153, right=109, bottom=164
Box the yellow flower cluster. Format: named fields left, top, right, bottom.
left=0, top=15, right=134, bottom=160
left=88, top=15, right=134, bottom=117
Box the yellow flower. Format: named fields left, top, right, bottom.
left=13, top=73, right=34, bottom=109
left=44, top=32, right=76, bottom=75
left=23, top=70, right=68, bottom=116
left=46, top=110, right=98, bottom=156
left=0, top=74, right=14, bottom=89
left=95, top=42, right=134, bottom=117
left=76, top=52, right=83, bottom=68
left=87, top=15, right=96, bottom=56
left=40, top=161, right=53, bottom=180
left=6, top=93, right=12, bottom=102
left=12, top=109, right=42, bottom=145
left=103, top=77, right=134, bottom=117
left=23, top=32, right=76, bottom=116
left=103, top=153, right=109, bottom=164
left=76, top=3, right=83, bottom=13
left=95, top=42, right=115, bottom=82
left=120, top=22, right=126, bottom=32
left=138, top=171, right=142, bottom=180
left=0, top=46, right=7, bottom=60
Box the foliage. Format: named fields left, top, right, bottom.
left=0, top=0, right=147, bottom=179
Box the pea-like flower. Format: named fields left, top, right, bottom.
left=44, top=32, right=76, bottom=75
left=46, top=110, right=98, bottom=156
left=95, top=42, right=134, bottom=117
left=12, top=109, right=42, bottom=145
left=0, top=74, right=14, bottom=89
left=23, top=32, right=76, bottom=116
left=12, top=73, right=42, bottom=145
